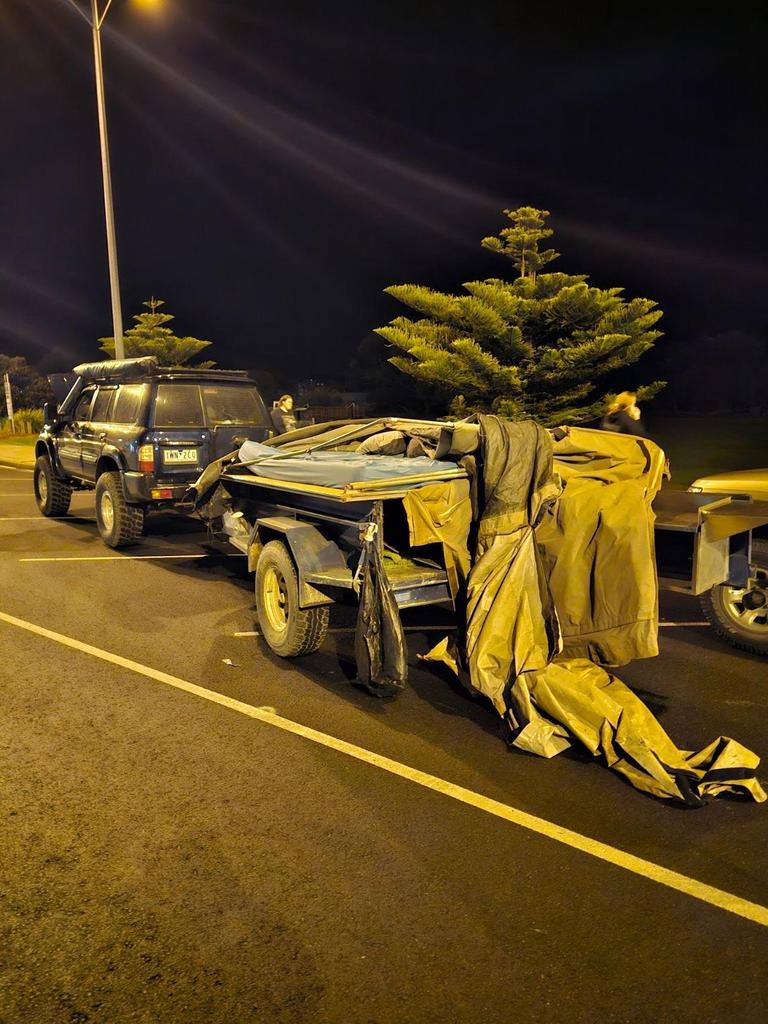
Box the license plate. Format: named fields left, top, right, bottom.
left=162, top=448, right=198, bottom=464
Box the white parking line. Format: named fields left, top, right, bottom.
left=19, top=552, right=244, bottom=562
left=0, top=516, right=87, bottom=521
left=1, top=607, right=765, bottom=930
left=660, top=622, right=710, bottom=628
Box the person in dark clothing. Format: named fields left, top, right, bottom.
left=601, top=391, right=648, bottom=437
left=270, top=393, right=297, bottom=434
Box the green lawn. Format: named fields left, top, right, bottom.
left=0, top=434, right=37, bottom=446
left=0, top=434, right=36, bottom=467
left=646, top=415, right=768, bottom=487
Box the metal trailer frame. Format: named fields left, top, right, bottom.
left=216, top=468, right=466, bottom=612
left=653, top=490, right=768, bottom=595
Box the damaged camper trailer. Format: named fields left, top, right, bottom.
left=188, top=415, right=768, bottom=806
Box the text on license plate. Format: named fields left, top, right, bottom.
left=162, top=448, right=198, bottom=464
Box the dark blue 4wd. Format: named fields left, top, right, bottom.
left=34, top=356, right=273, bottom=548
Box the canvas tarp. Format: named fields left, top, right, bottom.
left=462, top=418, right=561, bottom=714
left=508, top=659, right=765, bottom=806
left=354, top=532, right=409, bottom=698
left=237, top=439, right=459, bottom=489
left=416, top=415, right=765, bottom=806
left=541, top=426, right=667, bottom=664
left=402, top=479, right=473, bottom=600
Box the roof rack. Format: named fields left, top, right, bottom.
left=70, top=357, right=251, bottom=384
left=154, top=366, right=251, bottom=380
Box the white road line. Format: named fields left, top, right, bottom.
left=660, top=622, right=710, bottom=628
left=0, top=516, right=86, bottom=521
left=1, top=608, right=766, bottom=929
left=19, top=553, right=244, bottom=562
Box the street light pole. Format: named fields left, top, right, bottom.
left=90, top=0, right=125, bottom=359
left=64, top=0, right=125, bottom=358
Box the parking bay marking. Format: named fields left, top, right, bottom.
left=1, top=609, right=763, bottom=929
left=19, top=553, right=245, bottom=562
left=0, top=516, right=94, bottom=522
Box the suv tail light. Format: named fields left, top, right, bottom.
left=138, top=443, right=155, bottom=473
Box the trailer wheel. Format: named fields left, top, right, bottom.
left=255, top=540, right=329, bottom=657
left=700, top=539, right=768, bottom=656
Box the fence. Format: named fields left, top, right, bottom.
left=301, top=402, right=374, bottom=424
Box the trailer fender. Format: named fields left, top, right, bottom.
left=249, top=516, right=350, bottom=607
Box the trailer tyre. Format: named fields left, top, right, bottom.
left=255, top=540, right=329, bottom=657
left=700, top=539, right=768, bottom=656
left=34, top=455, right=72, bottom=517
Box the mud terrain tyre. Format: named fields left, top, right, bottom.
left=34, top=455, right=72, bottom=517
left=700, top=539, right=768, bottom=656
left=95, top=471, right=144, bottom=549
left=255, top=540, right=329, bottom=657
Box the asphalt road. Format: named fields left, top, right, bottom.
left=1, top=462, right=768, bottom=1024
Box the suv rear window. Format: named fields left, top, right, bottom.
left=200, top=386, right=268, bottom=425
left=112, top=384, right=145, bottom=424
left=74, top=387, right=96, bottom=421
left=153, top=384, right=205, bottom=427
left=91, top=385, right=117, bottom=422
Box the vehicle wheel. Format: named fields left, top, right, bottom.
left=34, top=455, right=72, bottom=517
left=700, top=540, right=768, bottom=656
left=95, top=471, right=144, bottom=549
left=255, top=540, right=329, bottom=657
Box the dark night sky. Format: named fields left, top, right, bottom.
left=1, top=0, right=766, bottom=386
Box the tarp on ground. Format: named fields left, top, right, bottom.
left=508, top=658, right=765, bottom=806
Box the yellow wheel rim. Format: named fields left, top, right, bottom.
left=100, top=489, right=115, bottom=533
left=262, top=565, right=288, bottom=634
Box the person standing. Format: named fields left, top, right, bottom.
left=271, top=394, right=297, bottom=434
left=600, top=391, right=648, bottom=437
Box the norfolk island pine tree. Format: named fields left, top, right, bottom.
left=375, top=207, right=665, bottom=426
left=99, top=298, right=215, bottom=368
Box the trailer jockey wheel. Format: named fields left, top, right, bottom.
left=255, top=540, right=329, bottom=657
left=700, top=539, right=768, bottom=656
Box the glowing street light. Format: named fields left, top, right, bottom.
left=64, top=1, right=162, bottom=359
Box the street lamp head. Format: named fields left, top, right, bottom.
left=131, top=0, right=165, bottom=12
